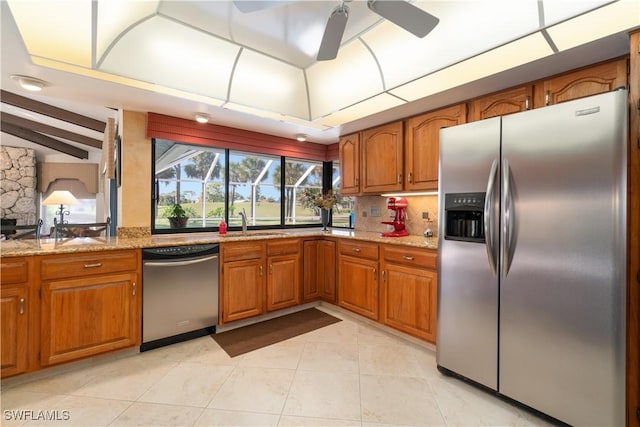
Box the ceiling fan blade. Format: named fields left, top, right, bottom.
left=233, top=1, right=294, bottom=13
left=317, top=4, right=349, bottom=61
left=367, top=0, right=439, bottom=38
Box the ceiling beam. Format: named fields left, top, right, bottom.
left=0, top=112, right=102, bottom=149
left=0, top=90, right=106, bottom=132
left=1, top=121, right=89, bottom=159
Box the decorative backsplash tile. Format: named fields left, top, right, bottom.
left=353, top=195, right=439, bottom=237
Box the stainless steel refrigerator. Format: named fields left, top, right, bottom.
left=437, top=89, right=627, bottom=426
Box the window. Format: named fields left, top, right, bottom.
left=154, top=140, right=226, bottom=230
left=41, top=179, right=97, bottom=235
left=332, top=161, right=354, bottom=228
left=284, top=158, right=323, bottom=224
left=227, top=151, right=280, bottom=227
left=152, top=139, right=343, bottom=233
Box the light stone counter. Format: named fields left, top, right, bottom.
left=0, top=228, right=437, bottom=257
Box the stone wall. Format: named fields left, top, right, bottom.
left=1, top=146, right=37, bottom=224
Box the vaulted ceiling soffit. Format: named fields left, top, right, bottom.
left=7, top=0, right=640, bottom=130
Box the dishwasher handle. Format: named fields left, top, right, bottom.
left=143, top=254, right=218, bottom=267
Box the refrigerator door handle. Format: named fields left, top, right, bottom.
left=484, top=159, right=499, bottom=276
left=502, top=159, right=515, bottom=277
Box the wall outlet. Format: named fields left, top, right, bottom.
left=422, top=211, right=430, bottom=219
left=370, top=207, right=381, bottom=217
left=362, top=211, right=368, bottom=218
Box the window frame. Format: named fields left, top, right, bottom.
left=150, top=139, right=348, bottom=235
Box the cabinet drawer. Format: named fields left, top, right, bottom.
left=339, top=240, right=379, bottom=260
left=383, top=245, right=437, bottom=269
left=222, top=242, right=264, bottom=262
left=267, top=239, right=299, bottom=256
left=0, top=258, right=29, bottom=285
left=40, top=250, right=138, bottom=280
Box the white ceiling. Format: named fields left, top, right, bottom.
left=1, top=0, right=639, bottom=158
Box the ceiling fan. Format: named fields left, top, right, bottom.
left=233, top=0, right=439, bottom=61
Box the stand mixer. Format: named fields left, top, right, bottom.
left=381, top=197, right=409, bottom=237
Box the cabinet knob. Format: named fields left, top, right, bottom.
left=19, top=297, right=25, bottom=315
left=373, top=268, right=377, bottom=281
left=260, top=265, right=263, bottom=276
left=132, top=282, right=136, bottom=296
left=269, top=264, right=273, bottom=274
left=408, top=172, right=413, bottom=183
left=402, top=255, right=414, bottom=261
left=381, top=270, right=386, bottom=282
left=352, top=247, right=361, bottom=252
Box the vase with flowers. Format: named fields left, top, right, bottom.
left=302, top=189, right=337, bottom=231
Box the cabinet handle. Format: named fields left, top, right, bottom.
left=545, top=90, right=550, bottom=106
left=373, top=268, right=377, bottom=281
left=84, top=262, right=102, bottom=268
left=19, top=298, right=25, bottom=315
left=525, top=95, right=530, bottom=110
left=269, top=264, right=273, bottom=274
left=352, top=247, right=361, bottom=252
left=355, top=178, right=359, bottom=186
left=382, top=270, right=386, bottom=282
left=402, top=255, right=414, bottom=261
left=398, top=174, right=402, bottom=184
left=408, top=172, right=413, bottom=183
left=132, top=282, right=136, bottom=296
left=260, top=265, right=263, bottom=276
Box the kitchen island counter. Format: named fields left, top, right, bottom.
left=0, top=229, right=437, bottom=257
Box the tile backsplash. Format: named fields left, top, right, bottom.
left=353, top=195, right=439, bottom=237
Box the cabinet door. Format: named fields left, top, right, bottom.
left=319, top=240, right=336, bottom=303
left=381, top=263, right=437, bottom=343
left=469, top=85, right=532, bottom=121
left=1, top=286, right=28, bottom=377
left=267, top=254, right=300, bottom=312
left=221, top=259, right=264, bottom=323
left=404, top=104, right=466, bottom=191
left=536, top=58, right=627, bottom=107
left=361, top=121, right=404, bottom=194
left=338, top=255, right=379, bottom=320
left=303, top=240, right=321, bottom=302
left=41, top=272, right=138, bottom=366
left=339, top=133, right=360, bottom=195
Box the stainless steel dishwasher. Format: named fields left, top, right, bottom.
left=141, top=243, right=219, bottom=351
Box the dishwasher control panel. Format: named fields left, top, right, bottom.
left=143, top=244, right=219, bottom=260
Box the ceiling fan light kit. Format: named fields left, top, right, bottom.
left=295, top=133, right=308, bottom=142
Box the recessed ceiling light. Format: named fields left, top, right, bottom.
left=195, top=113, right=209, bottom=123
left=10, top=75, right=47, bottom=92
left=295, top=133, right=307, bottom=142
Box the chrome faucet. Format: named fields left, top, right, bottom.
left=239, top=208, right=247, bottom=234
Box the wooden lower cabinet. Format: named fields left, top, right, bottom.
left=337, top=240, right=380, bottom=320
left=1, top=257, right=31, bottom=378
left=381, top=245, right=438, bottom=343
left=303, top=239, right=336, bottom=303
left=221, top=239, right=301, bottom=324
left=39, top=249, right=141, bottom=367
left=41, top=273, right=138, bottom=366
left=220, top=242, right=265, bottom=324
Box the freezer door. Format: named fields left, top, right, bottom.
left=499, top=90, right=627, bottom=426
left=437, top=118, right=501, bottom=390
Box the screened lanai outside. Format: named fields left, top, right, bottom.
left=153, top=139, right=226, bottom=230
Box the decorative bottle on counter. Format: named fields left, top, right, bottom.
left=219, top=221, right=227, bottom=235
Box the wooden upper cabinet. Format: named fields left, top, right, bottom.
left=361, top=121, right=404, bottom=194
left=404, top=104, right=467, bottom=191
left=339, top=133, right=360, bottom=195
left=535, top=58, right=628, bottom=107
left=469, top=85, right=533, bottom=122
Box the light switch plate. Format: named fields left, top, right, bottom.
left=370, top=207, right=381, bottom=217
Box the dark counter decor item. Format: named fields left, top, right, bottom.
left=166, top=203, right=190, bottom=228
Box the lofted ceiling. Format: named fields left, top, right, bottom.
left=1, top=0, right=639, bottom=161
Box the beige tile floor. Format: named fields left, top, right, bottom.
left=1, top=306, right=553, bottom=427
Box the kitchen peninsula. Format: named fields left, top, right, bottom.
left=0, top=229, right=437, bottom=379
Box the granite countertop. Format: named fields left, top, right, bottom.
left=0, top=228, right=438, bottom=257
